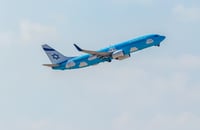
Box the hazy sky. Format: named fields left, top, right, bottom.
left=0, top=0, right=200, bottom=130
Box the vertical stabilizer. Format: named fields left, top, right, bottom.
left=42, top=44, right=71, bottom=64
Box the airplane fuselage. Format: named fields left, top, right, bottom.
left=51, top=34, right=165, bottom=70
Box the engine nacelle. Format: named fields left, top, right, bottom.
left=117, top=54, right=130, bottom=60
left=112, top=50, right=130, bottom=60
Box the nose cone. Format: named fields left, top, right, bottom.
left=160, top=35, right=166, bottom=41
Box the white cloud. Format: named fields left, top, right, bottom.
left=111, top=111, right=200, bottom=130
left=141, top=54, right=200, bottom=72
left=146, top=112, right=200, bottom=130
left=30, top=119, right=52, bottom=130
left=178, top=54, right=200, bottom=69
left=0, top=20, right=59, bottom=47
left=173, top=4, right=200, bottom=22
left=0, top=119, right=76, bottom=130
left=112, top=112, right=131, bottom=130
left=1, top=52, right=200, bottom=130
left=83, top=54, right=200, bottom=94
left=20, top=20, right=59, bottom=44
left=110, top=0, right=154, bottom=6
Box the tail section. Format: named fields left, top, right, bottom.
left=42, top=44, right=73, bottom=64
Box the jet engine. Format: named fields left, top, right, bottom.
left=112, top=50, right=130, bottom=60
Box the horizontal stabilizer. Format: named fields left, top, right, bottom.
left=43, top=64, right=59, bottom=67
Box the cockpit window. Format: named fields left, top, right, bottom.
left=154, top=35, right=159, bottom=37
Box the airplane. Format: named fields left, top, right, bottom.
left=42, top=34, right=165, bottom=70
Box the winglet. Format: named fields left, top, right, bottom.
left=73, top=44, right=83, bottom=51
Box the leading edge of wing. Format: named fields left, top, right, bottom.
left=73, top=44, right=112, bottom=57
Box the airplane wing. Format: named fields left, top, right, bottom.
left=73, top=44, right=112, bottom=58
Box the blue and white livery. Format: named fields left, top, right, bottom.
left=42, top=34, right=165, bottom=70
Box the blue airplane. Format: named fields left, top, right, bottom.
left=42, top=34, right=165, bottom=70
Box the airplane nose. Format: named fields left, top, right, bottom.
left=160, top=35, right=166, bottom=41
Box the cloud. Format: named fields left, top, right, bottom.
left=173, top=4, right=200, bottom=22
left=20, top=20, right=59, bottom=44
left=140, top=54, right=200, bottom=72
left=111, top=111, right=200, bottom=130
left=83, top=54, right=200, bottom=94
left=1, top=51, right=200, bottom=130
left=0, top=20, right=59, bottom=47
left=110, top=0, right=154, bottom=6
left=112, top=112, right=130, bottom=130
left=146, top=112, right=200, bottom=130
left=0, top=119, right=76, bottom=130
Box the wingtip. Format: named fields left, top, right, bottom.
left=42, top=44, right=49, bottom=47
left=73, top=44, right=83, bottom=51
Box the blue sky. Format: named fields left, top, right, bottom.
left=0, top=0, right=200, bottom=130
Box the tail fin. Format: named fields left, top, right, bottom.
left=42, top=44, right=73, bottom=64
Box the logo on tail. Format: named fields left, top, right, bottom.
left=52, top=54, right=60, bottom=60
